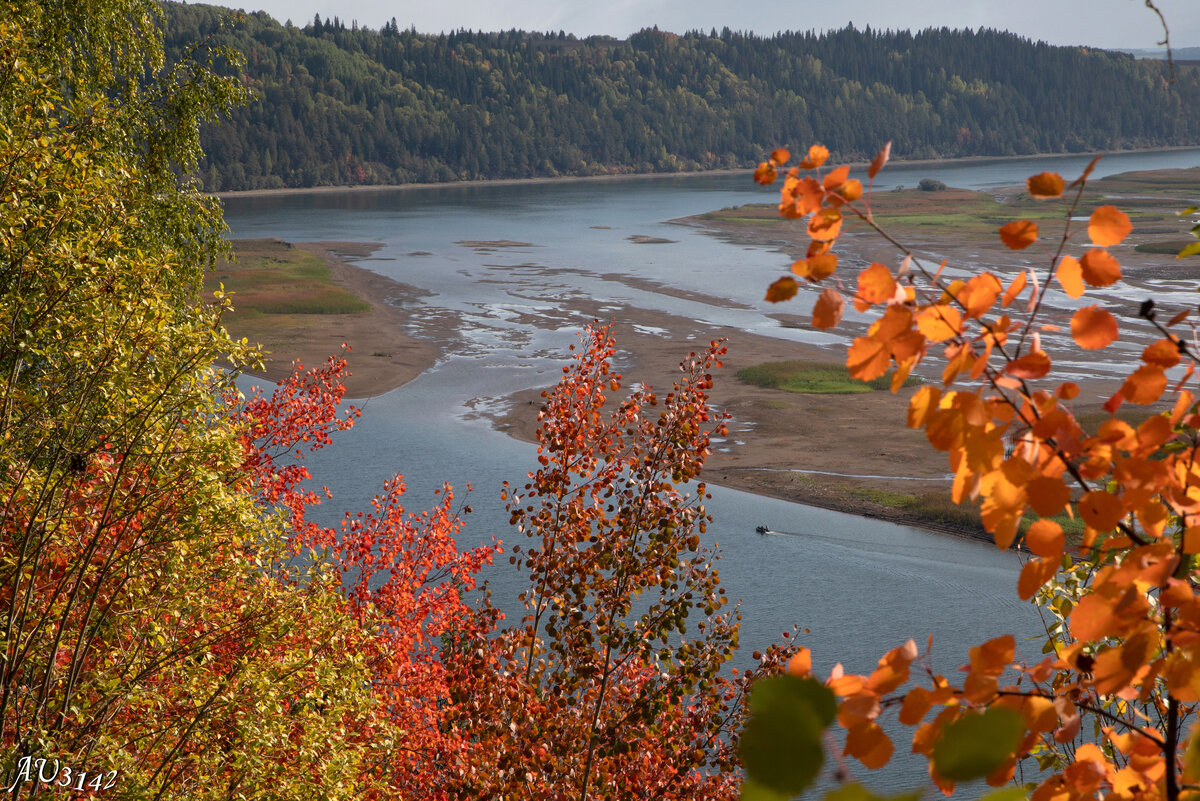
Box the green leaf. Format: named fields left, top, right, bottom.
left=741, top=777, right=793, bottom=801
left=740, top=676, right=836, bottom=796
left=979, top=787, right=1028, bottom=801
left=823, top=782, right=922, bottom=801
left=1178, top=242, right=1200, bottom=259
left=931, top=707, right=1024, bottom=781
left=1179, top=205, right=1199, bottom=216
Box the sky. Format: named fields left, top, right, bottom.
left=224, top=0, right=1200, bottom=50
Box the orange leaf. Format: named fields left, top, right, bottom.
left=1057, top=382, right=1080, bottom=400
left=839, top=179, right=863, bottom=203
left=799, top=143, right=829, bottom=169
left=968, top=633, right=1015, bottom=676
left=898, top=686, right=932, bottom=726
left=808, top=207, right=843, bottom=242
left=1027, top=478, right=1070, bottom=518
left=843, top=722, right=894, bottom=769
left=1025, top=519, right=1066, bottom=557
left=1143, top=338, right=1181, bottom=368
left=823, top=165, right=850, bottom=191
left=770, top=147, right=790, bottom=165
left=1089, top=205, right=1133, bottom=247
left=792, top=252, right=837, bottom=282
left=963, top=273, right=1003, bottom=318
left=1120, top=364, right=1167, bottom=405
left=1018, top=557, right=1059, bottom=601
left=908, top=385, right=942, bottom=428
left=1001, top=270, right=1028, bottom=308
left=848, top=337, right=891, bottom=382
left=1027, top=172, right=1065, bottom=199
left=999, top=220, right=1038, bottom=250
left=1005, top=351, right=1051, bottom=380
left=765, top=276, right=799, bottom=303
left=917, top=305, right=963, bottom=342
left=1069, top=154, right=1102, bottom=188
left=856, top=263, right=897, bottom=307
left=793, top=176, right=825, bottom=215
left=868, top=141, right=891, bottom=179
left=787, top=647, right=812, bottom=677
left=1070, top=598, right=1117, bottom=647
left=807, top=238, right=833, bottom=258
left=812, top=288, right=844, bottom=330
left=754, top=162, right=777, bottom=185
left=1078, top=490, right=1125, bottom=532
left=1056, top=255, right=1085, bottom=298
left=1184, top=527, right=1200, bottom=555
left=1071, top=306, right=1119, bottom=350
left=1080, top=249, right=1122, bottom=287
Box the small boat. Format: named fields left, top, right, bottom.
left=755, top=525, right=771, bottom=535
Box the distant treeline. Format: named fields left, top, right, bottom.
left=161, top=3, right=1200, bottom=191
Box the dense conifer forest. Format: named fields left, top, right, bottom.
left=163, top=2, right=1200, bottom=191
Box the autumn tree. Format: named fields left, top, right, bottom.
left=432, top=324, right=790, bottom=800
left=740, top=137, right=1200, bottom=801
left=0, top=3, right=408, bottom=797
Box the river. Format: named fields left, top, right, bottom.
left=222, top=149, right=1200, bottom=793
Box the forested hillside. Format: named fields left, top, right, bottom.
left=163, top=3, right=1200, bottom=191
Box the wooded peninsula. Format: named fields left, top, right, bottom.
left=165, top=2, right=1200, bottom=191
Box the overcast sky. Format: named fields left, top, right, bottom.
left=223, top=0, right=1200, bottom=49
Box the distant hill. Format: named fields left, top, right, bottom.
left=162, top=3, right=1200, bottom=191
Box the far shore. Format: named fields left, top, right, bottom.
left=211, top=144, right=1200, bottom=199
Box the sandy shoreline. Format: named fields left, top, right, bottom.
left=212, top=145, right=1200, bottom=200
left=217, top=239, right=441, bottom=398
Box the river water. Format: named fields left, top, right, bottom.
left=223, top=149, right=1200, bottom=792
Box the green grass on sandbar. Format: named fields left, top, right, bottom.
left=736, top=360, right=917, bottom=394
left=207, top=243, right=370, bottom=316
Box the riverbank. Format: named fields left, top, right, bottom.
left=209, top=239, right=440, bottom=397
left=217, top=164, right=1194, bottom=543
left=212, top=145, right=1200, bottom=200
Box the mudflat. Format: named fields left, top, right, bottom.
left=214, top=166, right=1200, bottom=541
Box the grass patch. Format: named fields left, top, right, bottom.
left=1075, top=409, right=1156, bottom=435
left=737, top=360, right=917, bottom=394
left=206, top=243, right=370, bottom=317
left=850, top=488, right=986, bottom=530
left=851, top=487, right=1086, bottom=545
left=1135, top=240, right=1193, bottom=255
